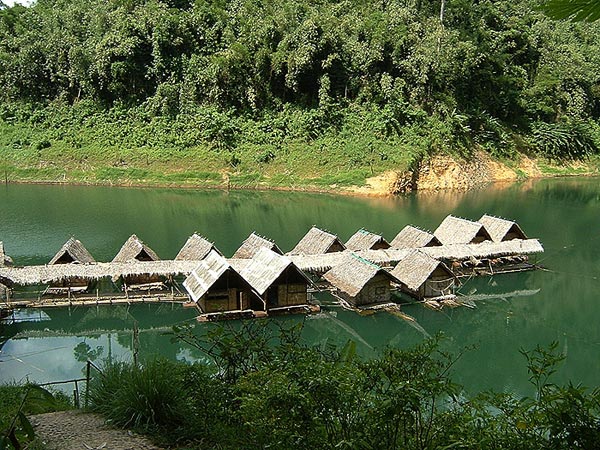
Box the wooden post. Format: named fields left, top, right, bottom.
left=132, top=321, right=139, bottom=368
left=85, top=361, right=91, bottom=408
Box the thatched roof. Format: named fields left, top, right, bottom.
left=176, top=233, right=222, bottom=261
left=390, top=250, right=453, bottom=292
left=423, top=239, right=543, bottom=261
left=289, top=226, right=346, bottom=255
left=290, top=239, right=544, bottom=272
left=0, top=260, right=201, bottom=287
left=0, top=239, right=544, bottom=287
left=478, top=214, right=527, bottom=242
left=238, top=247, right=310, bottom=295
left=323, top=253, right=399, bottom=298
left=390, top=225, right=441, bottom=249
left=0, top=242, right=12, bottom=267
left=112, top=234, right=160, bottom=263
left=183, top=251, right=232, bottom=302
left=232, top=232, right=283, bottom=259
left=345, top=229, right=390, bottom=251
left=434, top=215, right=492, bottom=245
left=49, top=237, right=95, bottom=265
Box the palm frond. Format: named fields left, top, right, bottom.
left=542, top=0, right=600, bottom=22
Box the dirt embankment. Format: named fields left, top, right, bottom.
left=349, top=151, right=595, bottom=196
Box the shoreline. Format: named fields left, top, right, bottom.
left=2, top=152, right=599, bottom=197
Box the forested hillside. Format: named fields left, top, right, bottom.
left=0, top=0, right=599, bottom=187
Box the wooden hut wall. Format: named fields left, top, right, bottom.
left=263, top=266, right=308, bottom=308
left=504, top=225, right=527, bottom=241
left=199, top=270, right=261, bottom=313
left=328, top=241, right=346, bottom=253
left=421, top=266, right=456, bottom=298
left=343, top=273, right=391, bottom=307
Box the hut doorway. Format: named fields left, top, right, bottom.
left=267, top=287, right=279, bottom=308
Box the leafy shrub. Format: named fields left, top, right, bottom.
left=532, top=119, right=598, bottom=160
left=88, top=359, right=187, bottom=431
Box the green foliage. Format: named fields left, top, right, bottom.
left=542, top=0, right=600, bottom=22
left=0, top=383, right=71, bottom=450
left=87, top=358, right=188, bottom=431
left=0, top=0, right=598, bottom=170
left=532, top=118, right=598, bottom=159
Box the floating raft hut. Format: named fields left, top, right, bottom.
left=289, top=226, right=346, bottom=255
left=113, top=234, right=160, bottom=262
left=323, top=253, right=400, bottom=307
left=235, top=247, right=312, bottom=312
left=390, top=225, right=442, bottom=249
left=112, top=234, right=164, bottom=290
left=289, top=239, right=543, bottom=275
left=49, top=237, right=95, bottom=265
left=390, top=250, right=457, bottom=300
left=434, top=215, right=492, bottom=245
left=232, top=232, right=283, bottom=259
left=345, top=229, right=390, bottom=251
left=46, top=237, right=96, bottom=295
left=183, top=250, right=261, bottom=314
left=0, top=213, right=545, bottom=314
left=176, top=233, right=222, bottom=261
left=478, top=214, right=527, bottom=242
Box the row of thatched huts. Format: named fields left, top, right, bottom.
left=0, top=214, right=541, bottom=316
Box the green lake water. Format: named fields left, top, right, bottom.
left=1, top=179, right=600, bottom=396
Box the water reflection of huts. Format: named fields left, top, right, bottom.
left=0, top=214, right=543, bottom=319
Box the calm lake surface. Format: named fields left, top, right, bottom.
left=1, top=179, right=600, bottom=396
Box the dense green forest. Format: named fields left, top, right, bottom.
left=0, top=0, right=599, bottom=187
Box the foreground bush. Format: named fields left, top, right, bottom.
left=85, top=322, right=600, bottom=449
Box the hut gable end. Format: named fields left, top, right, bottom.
left=345, top=229, right=390, bottom=251
left=434, top=215, right=492, bottom=245
left=391, top=225, right=441, bottom=249
left=239, top=247, right=308, bottom=296
left=49, top=237, right=95, bottom=265
left=183, top=251, right=231, bottom=302
left=323, top=254, right=398, bottom=298
left=391, top=250, right=453, bottom=293
left=233, top=232, right=283, bottom=259
left=479, top=214, right=527, bottom=242
left=112, top=235, right=160, bottom=263
left=176, top=233, right=221, bottom=261
left=290, top=226, right=346, bottom=255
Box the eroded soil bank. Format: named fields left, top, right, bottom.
left=348, top=151, right=599, bottom=196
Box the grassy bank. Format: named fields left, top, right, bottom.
left=1, top=102, right=599, bottom=194
left=0, top=102, right=422, bottom=192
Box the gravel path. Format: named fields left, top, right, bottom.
left=30, top=410, right=164, bottom=450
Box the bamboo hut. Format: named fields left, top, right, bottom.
left=236, top=247, right=312, bottom=310
left=49, top=237, right=95, bottom=265
left=46, top=237, right=96, bottom=295
left=0, top=242, right=13, bottom=267
left=175, top=233, right=222, bottom=261
left=345, top=229, right=390, bottom=251
left=289, top=226, right=346, bottom=255
left=322, top=253, right=400, bottom=307
left=434, top=215, right=492, bottom=245
left=183, top=251, right=261, bottom=313
left=478, top=215, right=527, bottom=242
left=232, top=232, right=283, bottom=259
left=112, top=235, right=163, bottom=290
left=390, top=225, right=442, bottom=249
left=112, top=234, right=160, bottom=262
left=390, top=250, right=456, bottom=300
